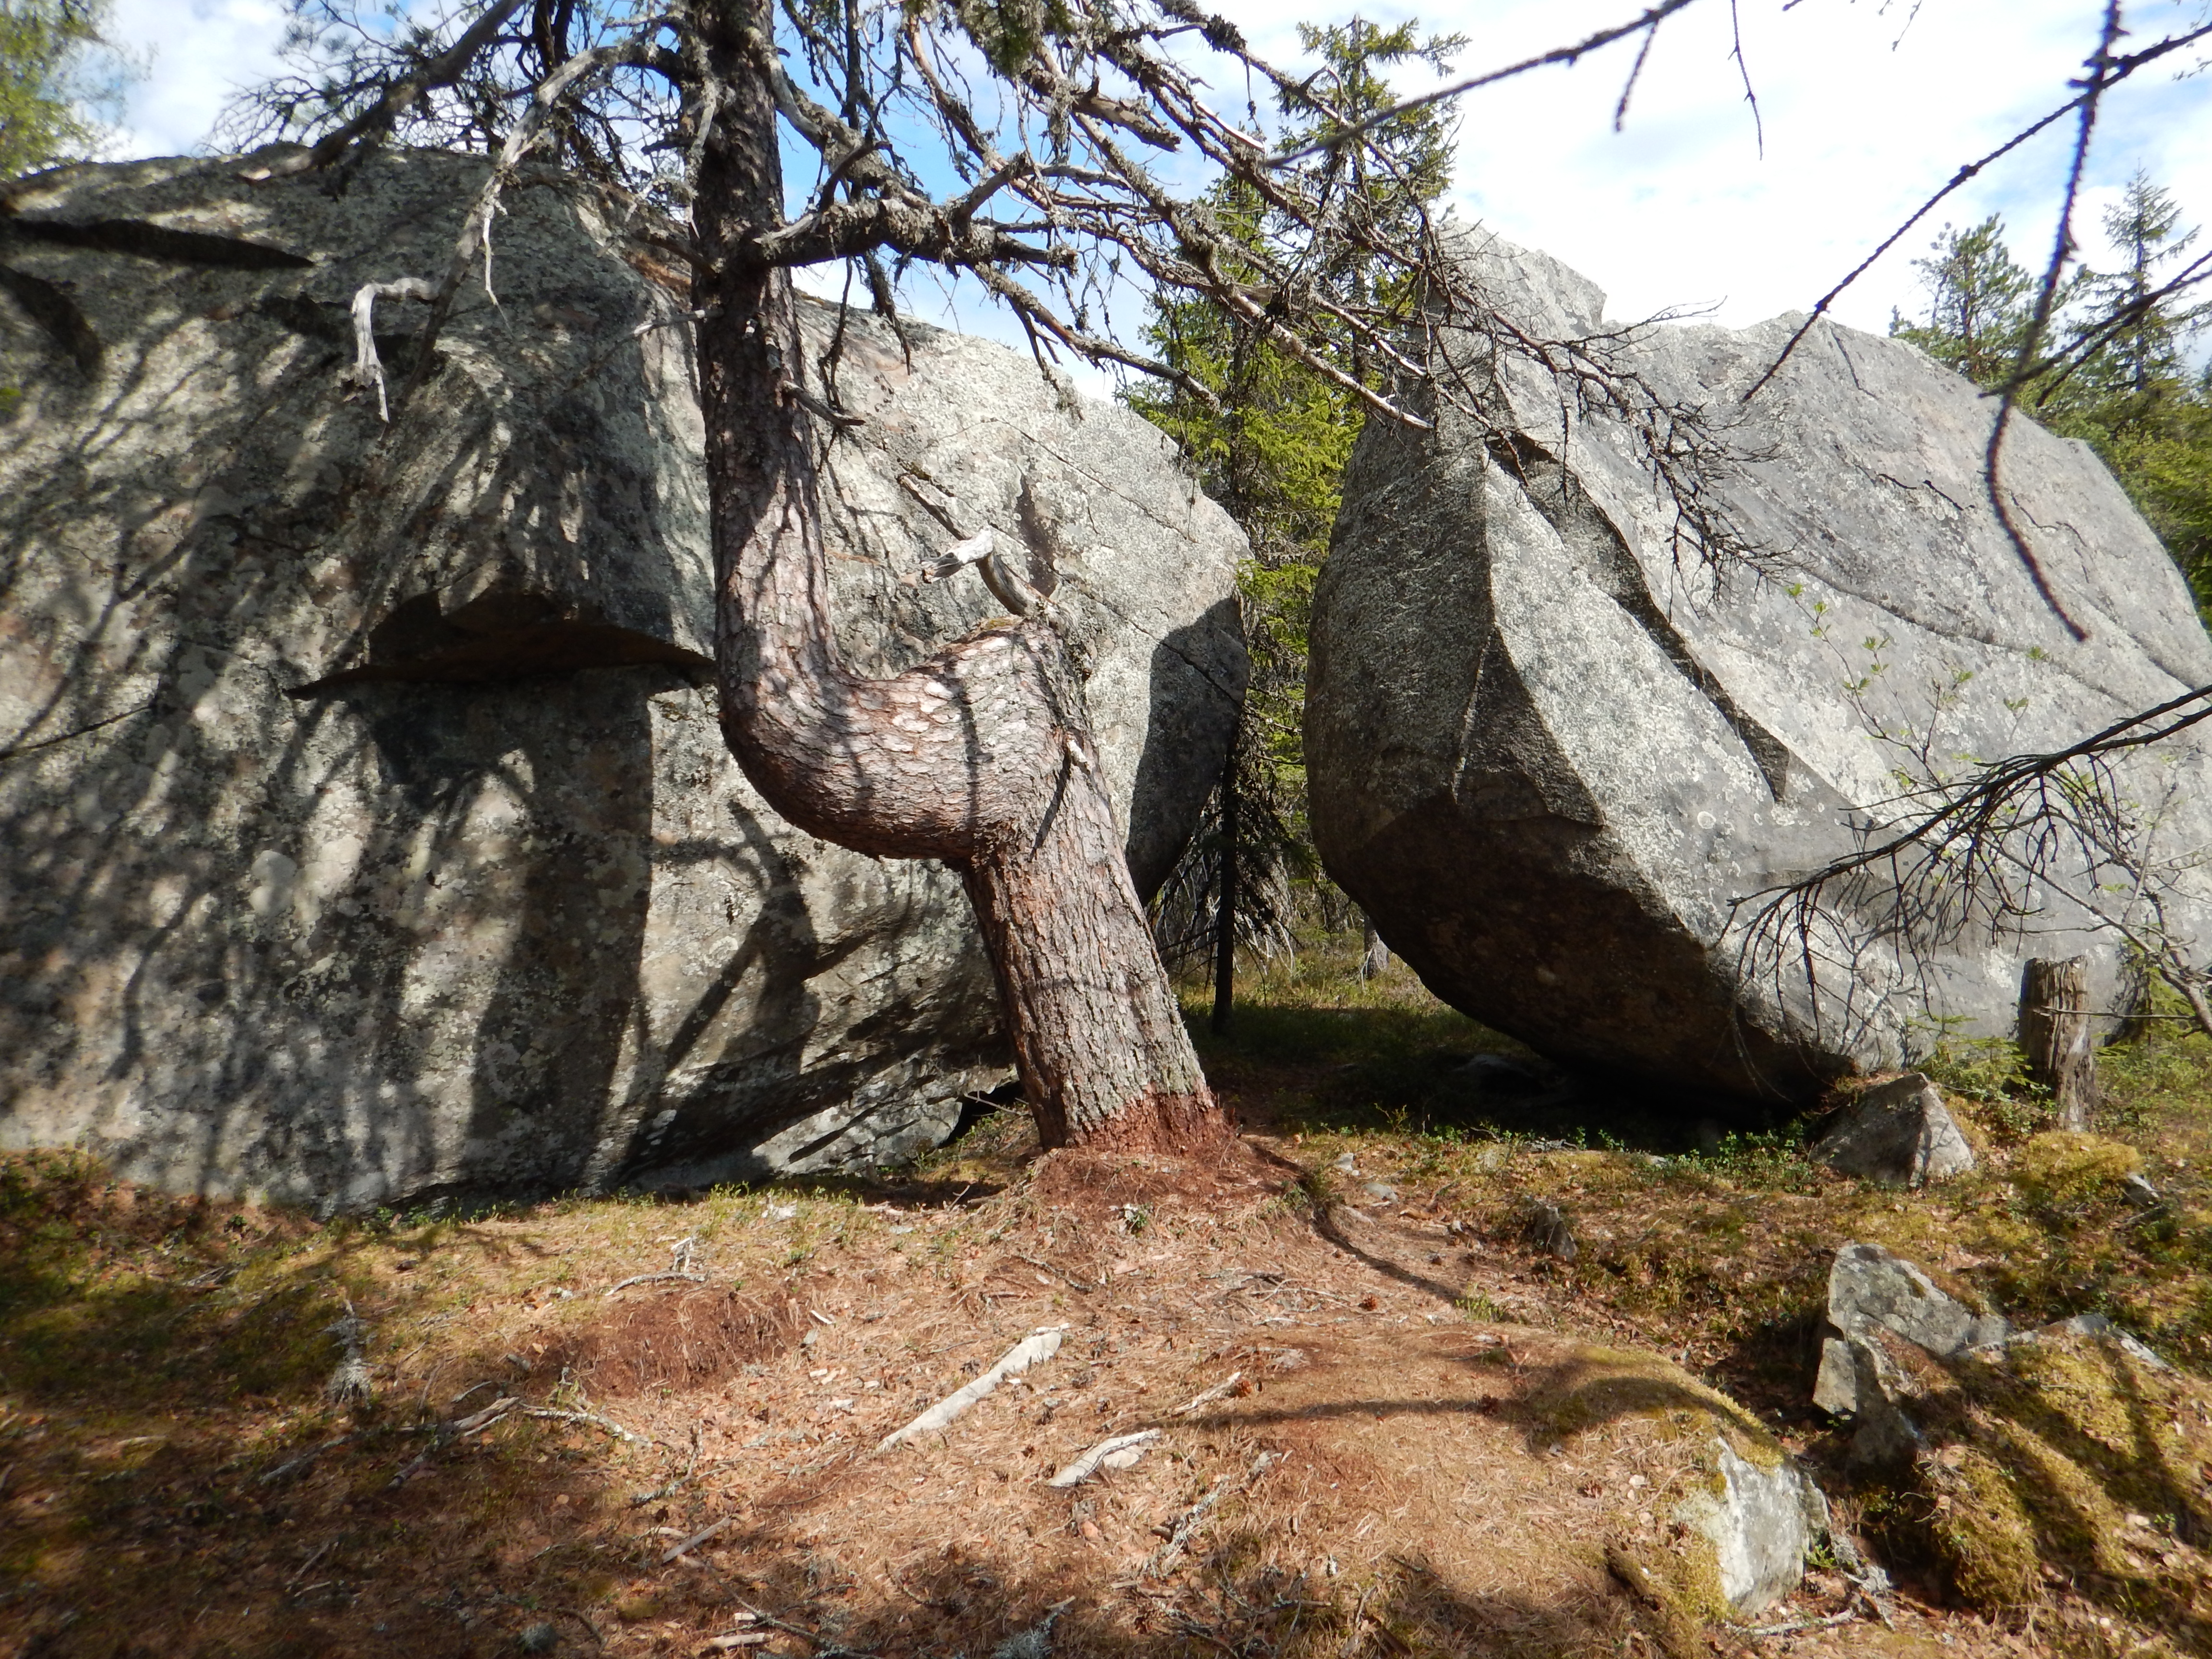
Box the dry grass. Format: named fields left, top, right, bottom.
left=4, top=948, right=2212, bottom=1658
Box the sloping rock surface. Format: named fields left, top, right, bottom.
left=0, top=150, right=1244, bottom=1208
left=1307, top=236, right=2212, bottom=1104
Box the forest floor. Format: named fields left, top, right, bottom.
left=6, top=941, right=2212, bottom=1659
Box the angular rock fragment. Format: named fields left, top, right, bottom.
left=1519, top=1197, right=1578, bottom=1261
left=1812, top=1242, right=2008, bottom=1465
left=1674, top=1439, right=1830, bottom=1616
left=1811, top=1073, right=1976, bottom=1187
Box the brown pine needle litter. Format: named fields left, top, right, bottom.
left=10, top=952, right=2212, bottom=1657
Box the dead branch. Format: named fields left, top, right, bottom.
left=877, top=1325, right=1068, bottom=1451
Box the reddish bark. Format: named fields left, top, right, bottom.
left=689, top=0, right=1222, bottom=1152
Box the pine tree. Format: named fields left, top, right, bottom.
left=1890, top=192, right=2212, bottom=614
left=1889, top=216, right=2044, bottom=387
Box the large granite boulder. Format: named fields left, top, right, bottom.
left=0, top=149, right=1244, bottom=1209
left=1307, top=236, right=2212, bottom=1106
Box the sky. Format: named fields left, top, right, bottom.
left=103, top=0, right=2212, bottom=350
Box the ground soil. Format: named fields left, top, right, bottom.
left=4, top=946, right=2210, bottom=1659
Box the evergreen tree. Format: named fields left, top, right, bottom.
left=1131, top=17, right=1459, bottom=1025
left=1888, top=216, right=2044, bottom=386
left=0, top=0, right=125, bottom=180
left=2082, top=171, right=2208, bottom=403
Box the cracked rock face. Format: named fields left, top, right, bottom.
left=1307, top=235, right=2212, bottom=1105
left=0, top=150, right=1244, bottom=1209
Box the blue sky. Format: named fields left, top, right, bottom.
left=108, top=0, right=2212, bottom=361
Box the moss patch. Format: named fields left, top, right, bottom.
left=1886, top=1329, right=2212, bottom=1637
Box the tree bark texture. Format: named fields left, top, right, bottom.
left=2019, top=955, right=2099, bottom=1131
left=690, top=0, right=1221, bottom=1152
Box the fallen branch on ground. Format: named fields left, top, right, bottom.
left=877, top=1326, right=1067, bottom=1451
left=1145, top=1450, right=1282, bottom=1577
left=388, top=1395, right=519, bottom=1488
left=1048, top=1429, right=1162, bottom=1488
left=605, top=1270, right=709, bottom=1295
left=1728, top=1609, right=1858, bottom=1638
left=660, top=1516, right=733, bottom=1564
left=527, top=1407, right=650, bottom=1446
left=1171, top=1372, right=1242, bottom=1415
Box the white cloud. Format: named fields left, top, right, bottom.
left=1219, top=0, right=2212, bottom=335
left=110, top=0, right=290, bottom=159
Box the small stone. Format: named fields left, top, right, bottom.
left=1674, top=1441, right=1829, bottom=1616
left=1332, top=1153, right=1358, bottom=1173
left=517, top=1623, right=560, bottom=1654
left=1812, top=1074, right=1976, bottom=1187
left=1360, top=1181, right=1399, bottom=1203
left=1520, top=1198, right=1577, bottom=1261
left=2123, top=1171, right=2162, bottom=1205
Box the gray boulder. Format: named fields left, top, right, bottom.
left=1811, top=1242, right=2174, bottom=1466
left=1813, top=1242, right=2009, bottom=1465
left=1307, top=235, right=2212, bottom=1105
left=1674, top=1439, right=1830, bottom=1616
left=1811, top=1072, right=1976, bottom=1187
left=0, top=150, right=1244, bottom=1209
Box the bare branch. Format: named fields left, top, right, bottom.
left=239, top=0, right=534, bottom=180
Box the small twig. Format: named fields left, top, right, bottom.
left=1728, top=1608, right=1858, bottom=1638
left=526, top=1407, right=650, bottom=1446
left=1170, top=1372, right=1242, bottom=1416
left=560, top=1608, right=605, bottom=1649
left=605, top=1271, right=709, bottom=1295
left=1010, top=1250, right=1100, bottom=1293
left=632, top=1422, right=709, bottom=1506
left=259, top=1433, right=360, bottom=1486
left=660, top=1516, right=733, bottom=1563
left=285, top=1537, right=338, bottom=1591
left=1145, top=1450, right=1280, bottom=1578
left=388, top=1396, right=518, bottom=1489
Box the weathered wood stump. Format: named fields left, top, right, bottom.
left=2020, top=956, right=2100, bottom=1130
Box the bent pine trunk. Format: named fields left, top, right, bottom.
left=690, top=1, right=1222, bottom=1153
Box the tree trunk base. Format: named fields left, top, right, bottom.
left=1060, top=1090, right=1230, bottom=1153
left=2020, top=955, right=2099, bottom=1131
left=962, top=732, right=1220, bottom=1153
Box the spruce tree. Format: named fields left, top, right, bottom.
left=1129, top=17, right=1458, bottom=1025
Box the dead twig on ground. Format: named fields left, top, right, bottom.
left=632, top=1421, right=706, bottom=1506
left=1146, top=1451, right=1283, bottom=1578
left=526, top=1406, right=650, bottom=1446
left=660, top=1516, right=733, bottom=1563
left=877, top=1326, right=1067, bottom=1451
left=1171, top=1372, right=1243, bottom=1415
left=1050, top=1429, right=1163, bottom=1487
left=388, top=1395, right=518, bottom=1489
